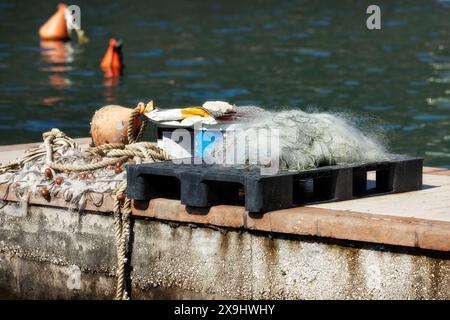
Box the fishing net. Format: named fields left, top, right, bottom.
left=209, top=109, right=392, bottom=171
left=0, top=146, right=126, bottom=211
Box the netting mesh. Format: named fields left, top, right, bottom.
left=0, top=147, right=125, bottom=211
left=210, top=109, right=391, bottom=171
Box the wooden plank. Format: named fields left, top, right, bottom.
left=246, top=207, right=450, bottom=251
left=0, top=183, right=114, bottom=214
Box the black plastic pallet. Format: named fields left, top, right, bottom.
left=127, top=156, right=423, bottom=213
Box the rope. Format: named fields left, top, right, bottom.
left=114, top=180, right=130, bottom=300
left=0, top=101, right=170, bottom=300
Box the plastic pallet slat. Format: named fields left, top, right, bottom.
left=127, top=156, right=423, bottom=213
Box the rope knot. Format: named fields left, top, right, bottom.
left=137, top=101, right=154, bottom=114
left=43, top=128, right=66, bottom=140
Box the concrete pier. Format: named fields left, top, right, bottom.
left=0, top=141, right=449, bottom=299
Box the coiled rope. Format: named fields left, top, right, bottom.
left=0, top=101, right=171, bottom=300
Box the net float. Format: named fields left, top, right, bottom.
left=44, top=168, right=53, bottom=179
left=40, top=187, right=50, bottom=199
left=90, top=103, right=153, bottom=146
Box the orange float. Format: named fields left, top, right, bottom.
left=90, top=105, right=140, bottom=146
left=39, top=3, right=70, bottom=41
left=100, top=38, right=124, bottom=75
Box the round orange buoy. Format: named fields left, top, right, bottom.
left=100, top=38, right=124, bottom=73
left=90, top=105, right=140, bottom=146
left=39, top=3, right=70, bottom=41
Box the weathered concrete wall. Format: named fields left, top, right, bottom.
left=0, top=201, right=449, bottom=299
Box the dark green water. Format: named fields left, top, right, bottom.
left=0, top=0, right=449, bottom=167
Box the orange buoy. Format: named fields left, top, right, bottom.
left=90, top=105, right=140, bottom=146
left=100, top=38, right=124, bottom=73
left=39, top=3, right=70, bottom=41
